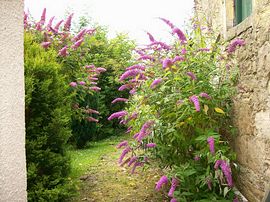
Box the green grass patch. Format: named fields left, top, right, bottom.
left=68, top=135, right=125, bottom=179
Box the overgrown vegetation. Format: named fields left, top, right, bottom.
left=110, top=17, right=244, bottom=201
left=24, top=7, right=245, bottom=202
left=25, top=32, right=75, bottom=201
left=24, top=9, right=135, bottom=201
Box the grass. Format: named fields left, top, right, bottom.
left=68, top=135, right=167, bottom=201
left=68, top=135, right=124, bottom=179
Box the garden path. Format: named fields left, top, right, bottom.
left=69, top=136, right=166, bottom=202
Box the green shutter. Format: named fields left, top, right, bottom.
left=242, top=0, right=252, bottom=19
left=235, top=0, right=243, bottom=24
left=235, top=0, right=252, bottom=24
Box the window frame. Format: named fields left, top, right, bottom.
left=234, top=0, right=253, bottom=25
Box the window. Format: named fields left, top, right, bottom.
left=234, top=0, right=252, bottom=25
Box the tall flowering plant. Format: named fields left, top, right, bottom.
left=25, top=8, right=135, bottom=147
left=108, top=17, right=244, bottom=201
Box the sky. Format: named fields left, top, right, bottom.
left=24, top=0, right=194, bottom=45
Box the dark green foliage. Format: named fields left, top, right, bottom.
left=94, top=32, right=135, bottom=139
left=24, top=32, right=75, bottom=201
left=59, top=27, right=135, bottom=147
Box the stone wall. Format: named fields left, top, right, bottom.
left=195, top=0, right=270, bottom=201
left=0, top=0, right=27, bottom=201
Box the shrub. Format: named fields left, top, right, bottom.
left=110, top=18, right=243, bottom=201
left=24, top=32, right=75, bottom=201
left=25, top=9, right=135, bottom=148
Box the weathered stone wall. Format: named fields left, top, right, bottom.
left=195, top=0, right=270, bottom=201
left=0, top=0, right=27, bottom=201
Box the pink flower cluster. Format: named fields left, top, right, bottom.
left=227, top=38, right=245, bottom=53
left=25, top=8, right=96, bottom=58
left=155, top=176, right=179, bottom=201
left=214, top=160, right=233, bottom=187
left=136, top=120, right=155, bottom=142
left=107, top=110, right=128, bottom=121
left=150, top=78, right=162, bottom=89
left=162, top=56, right=185, bottom=69
left=111, top=98, right=128, bottom=104
left=155, top=175, right=168, bottom=191
left=159, top=17, right=187, bottom=42
left=189, top=95, right=200, bottom=112
left=207, top=136, right=215, bottom=154
left=186, top=72, right=197, bottom=80
left=168, top=178, right=179, bottom=197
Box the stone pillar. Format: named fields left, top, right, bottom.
left=0, top=0, right=27, bottom=201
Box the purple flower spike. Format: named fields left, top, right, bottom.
left=111, top=98, right=128, bottom=104
left=199, top=92, right=211, bottom=99
left=181, top=48, right=187, bottom=54
left=227, top=38, right=245, bottom=53
left=46, top=16, right=55, bottom=31
left=168, top=178, right=179, bottom=197
left=199, top=48, right=210, bottom=52
left=136, top=121, right=155, bottom=142
left=163, top=58, right=173, bottom=69
left=186, top=72, right=197, bottom=80
left=138, top=55, right=155, bottom=61
left=118, top=147, right=131, bottom=164
left=214, top=160, right=222, bottom=170
left=96, top=67, right=107, bottom=73
left=220, top=161, right=233, bottom=187
left=149, top=41, right=171, bottom=50
left=126, top=64, right=146, bottom=71
left=79, top=81, right=86, bottom=85
left=146, top=143, right=156, bottom=148
left=155, top=175, right=168, bottom=191
left=170, top=198, right=178, bottom=202
left=72, top=28, right=86, bottom=42
left=189, top=95, right=200, bottom=112
left=119, top=69, right=142, bottom=81
left=41, top=41, right=51, bottom=49
left=86, top=64, right=95, bottom=69
left=129, top=88, right=136, bottom=95
left=87, top=109, right=100, bottom=114
left=88, top=77, right=98, bottom=81
left=172, top=27, right=187, bottom=42
left=89, top=86, right=101, bottom=91
left=126, top=126, right=132, bottom=134
left=40, top=8, right=46, bottom=25
left=58, top=46, right=68, bottom=57
left=118, top=84, right=133, bottom=91
left=54, top=20, right=63, bottom=32
left=150, top=78, right=162, bottom=89
left=116, top=140, right=128, bottom=149
left=71, top=38, right=84, bottom=50
left=69, top=82, right=77, bottom=87
left=128, top=156, right=138, bottom=167
left=133, top=133, right=139, bottom=139
left=108, top=110, right=128, bottom=121
left=207, top=137, right=215, bottom=154
left=194, top=155, right=200, bottom=161
left=64, top=13, right=74, bottom=31
left=131, top=161, right=143, bottom=174
left=86, top=117, right=99, bottom=123
left=147, top=32, right=155, bottom=42
left=172, top=56, right=185, bottom=63
left=158, top=17, right=175, bottom=29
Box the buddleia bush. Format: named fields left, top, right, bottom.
left=24, top=32, right=75, bottom=201
left=25, top=9, right=135, bottom=148
left=109, top=17, right=245, bottom=201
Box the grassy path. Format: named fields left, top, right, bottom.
left=68, top=135, right=166, bottom=202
